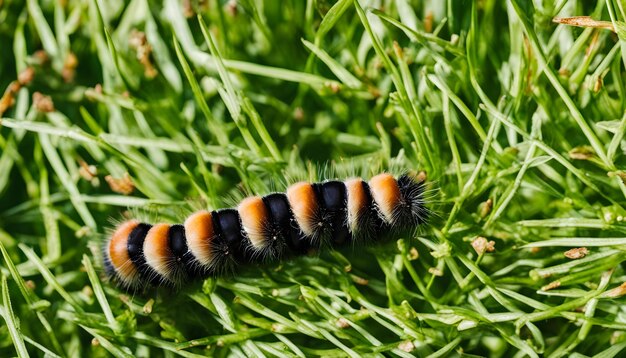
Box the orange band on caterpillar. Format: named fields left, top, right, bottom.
left=103, top=173, right=429, bottom=288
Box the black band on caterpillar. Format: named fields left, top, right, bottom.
left=104, top=173, right=429, bottom=288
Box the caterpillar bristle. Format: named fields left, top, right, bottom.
left=104, top=173, right=430, bottom=289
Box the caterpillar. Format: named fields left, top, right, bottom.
left=104, top=172, right=429, bottom=288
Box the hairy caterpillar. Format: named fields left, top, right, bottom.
left=104, top=173, right=429, bottom=288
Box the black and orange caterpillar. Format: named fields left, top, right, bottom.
left=104, top=173, right=429, bottom=288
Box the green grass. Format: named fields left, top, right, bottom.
left=2, top=0, right=626, bottom=356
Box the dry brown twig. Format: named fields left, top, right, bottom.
left=553, top=16, right=615, bottom=32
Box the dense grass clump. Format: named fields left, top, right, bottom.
left=2, top=0, right=626, bottom=356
